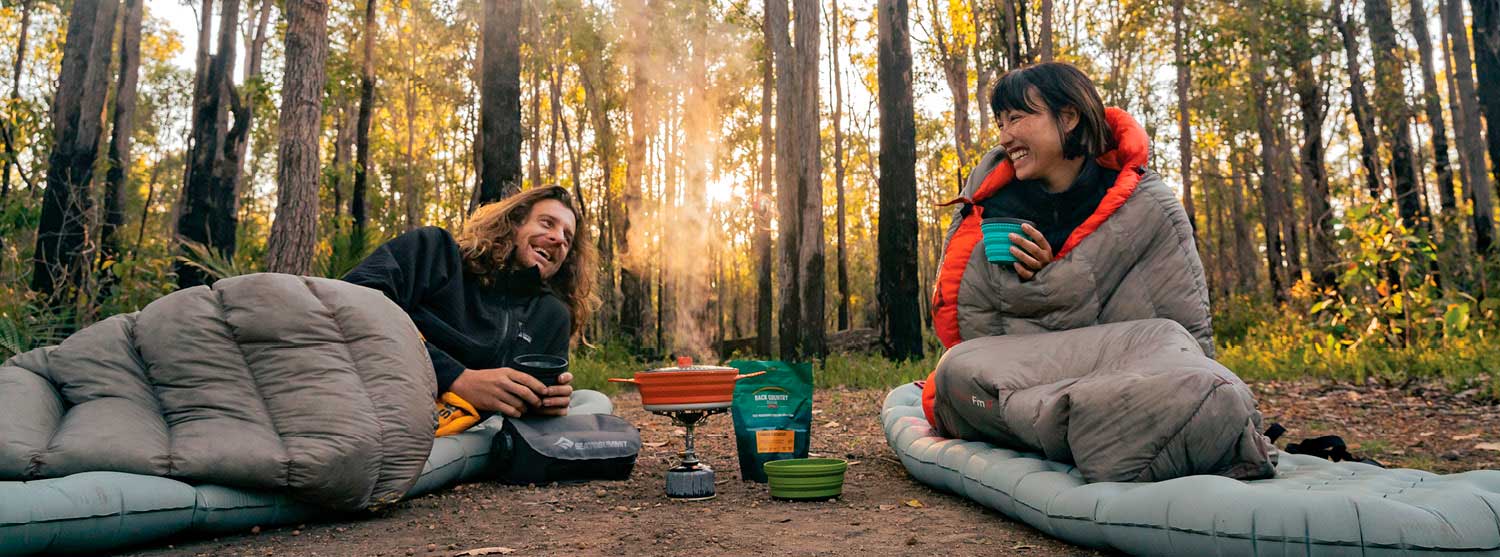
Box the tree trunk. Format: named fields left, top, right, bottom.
left=99, top=0, right=144, bottom=296
left=548, top=63, right=561, bottom=185
left=877, top=0, right=924, bottom=360
left=1230, top=147, right=1259, bottom=293
left=2, top=0, right=35, bottom=198
left=1367, top=0, right=1428, bottom=235
left=1470, top=0, right=1500, bottom=253
left=1251, top=57, right=1287, bottom=303
left=1411, top=0, right=1459, bottom=213
left=1450, top=0, right=1496, bottom=253
left=1294, top=56, right=1338, bottom=288
left=832, top=0, right=850, bottom=331
left=527, top=15, right=542, bottom=190
left=33, top=0, right=120, bottom=305
left=614, top=0, right=651, bottom=347
left=352, top=0, right=377, bottom=244
left=1173, top=0, right=1194, bottom=230
left=1334, top=2, right=1385, bottom=200
left=756, top=5, right=775, bottom=356
left=331, top=101, right=355, bottom=229
left=929, top=0, right=971, bottom=170
left=1000, top=0, right=1022, bottom=68
left=175, top=0, right=250, bottom=288
left=1040, top=0, right=1053, bottom=61
left=265, top=0, right=328, bottom=275
left=477, top=0, right=524, bottom=206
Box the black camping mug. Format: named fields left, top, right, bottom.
left=512, top=354, right=569, bottom=386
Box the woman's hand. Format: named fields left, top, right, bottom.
left=531, top=372, right=574, bottom=417
left=449, top=368, right=546, bottom=418
left=1009, top=223, right=1054, bottom=281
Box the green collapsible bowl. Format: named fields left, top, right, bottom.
left=764, top=458, right=848, bottom=500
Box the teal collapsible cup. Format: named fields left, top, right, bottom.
left=981, top=217, right=1034, bottom=264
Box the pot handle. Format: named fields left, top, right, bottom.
left=733, top=371, right=768, bottom=380
left=607, top=377, right=639, bottom=384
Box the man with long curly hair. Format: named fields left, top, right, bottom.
left=344, top=186, right=598, bottom=421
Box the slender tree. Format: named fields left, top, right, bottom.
left=1333, top=1, right=1384, bottom=200
left=878, top=0, right=924, bottom=360
left=98, top=0, right=145, bottom=296
left=33, top=0, right=120, bottom=305
left=1449, top=0, right=1496, bottom=253
left=352, top=0, right=378, bottom=244
left=831, top=0, right=851, bottom=331
left=1411, top=0, right=1458, bottom=214
left=1174, top=0, right=1194, bottom=230
left=756, top=6, right=775, bottom=355
left=1294, top=56, right=1337, bottom=287
left=477, top=0, right=524, bottom=206
left=1471, top=0, right=1500, bottom=253
left=929, top=0, right=972, bottom=169
left=1367, top=0, right=1427, bottom=235
left=1251, top=53, right=1287, bottom=302
left=2, top=0, right=36, bottom=197
left=265, top=0, right=330, bottom=274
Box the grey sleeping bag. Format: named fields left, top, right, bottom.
left=0, top=273, right=437, bottom=511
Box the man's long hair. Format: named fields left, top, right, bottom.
left=455, top=186, right=598, bottom=338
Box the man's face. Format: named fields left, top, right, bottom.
left=512, top=198, right=576, bottom=279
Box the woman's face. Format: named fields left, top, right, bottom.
left=996, top=91, right=1079, bottom=183
left=512, top=198, right=576, bottom=279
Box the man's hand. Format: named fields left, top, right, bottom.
left=449, top=368, right=546, bottom=418
left=531, top=372, right=574, bottom=417
left=1009, top=223, right=1054, bottom=281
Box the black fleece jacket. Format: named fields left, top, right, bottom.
left=342, top=226, right=571, bottom=393
left=978, top=158, right=1120, bottom=253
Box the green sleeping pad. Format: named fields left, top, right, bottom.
left=883, top=383, right=1500, bottom=556
left=0, top=390, right=612, bottom=555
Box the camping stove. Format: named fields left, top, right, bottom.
left=648, top=405, right=728, bottom=500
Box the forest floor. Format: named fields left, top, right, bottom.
left=124, top=381, right=1499, bottom=557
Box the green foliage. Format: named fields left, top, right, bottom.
left=0, top=301, right=71, bottom=360
left=175, top=241, right=259, bottom=282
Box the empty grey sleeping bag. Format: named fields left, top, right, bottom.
left=886, top=383, right=1500, bottom=556
left=0, top=273, right=437, bottom=509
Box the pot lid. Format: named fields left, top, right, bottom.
left=643, top=356, right=736, bottom=373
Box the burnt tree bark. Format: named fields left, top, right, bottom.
left=477, top=0, right=524, bottom=207
left=770, top=0, right=826, bottom=359
left=265, top=0, right=329, bottom=275
left=98, top=0, right=145, bottom=297
left=1334, top=2, right=1385, bottom=200
left=878, top=0, right=924, bottom=360
left=756, top=7, right=775, bottom=356
left=33, top=0, right=120, bottom=305
left=1251, top=55, right=1287, bottom=302
left=1294, top=57, right=1338, bottom=287
left=175, top=0, right=250, bottom=288
left=352, top=0, right=377, bottom=244
left=1367, top=0, right=1428, bottom=235
left=1450, top=0, right=1496, bottom=253
left=1411, top=0, right=1458, bottom=213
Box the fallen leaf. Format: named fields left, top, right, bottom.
left=454, top=548, right=515, bottom=556
left=643, top=441, right=669, bottom=448
left=1013, top=544, right=1037, bottom=550
left=878, top=504, right=896, bottom=511
left=904, top=499, right=924, bottom=508
left=1453, top=433, right=1481, bottom=441
left=1476, top=443, right=1500, bottom=452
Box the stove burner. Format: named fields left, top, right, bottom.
left=649, top=406, right=728, bottom=500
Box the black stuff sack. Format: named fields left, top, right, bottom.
left=489, top=413, right=641, bottom=485
left=729, top=360, right=814, bottom=482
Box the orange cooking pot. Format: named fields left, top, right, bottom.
left=609, top=357, right=765, bottom=411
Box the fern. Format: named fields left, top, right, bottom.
left=176, top=241, right=256, bottom=281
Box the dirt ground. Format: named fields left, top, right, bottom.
left=123, top=380, right=1498, bottom=557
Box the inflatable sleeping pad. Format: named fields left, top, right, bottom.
left=883, top=383, right=1500, bottom=556
left=0, top=390, right=612, bottom=556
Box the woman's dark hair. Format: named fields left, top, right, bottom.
left=989, top=62, right=1113, bottom=159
